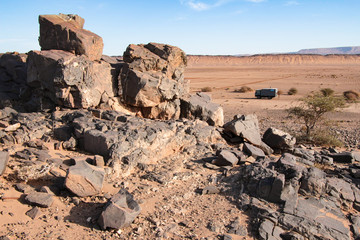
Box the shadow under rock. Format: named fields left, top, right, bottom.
left=64, top=201, right=106, bottom=230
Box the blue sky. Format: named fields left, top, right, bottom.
left=1, top=0, right=359, bottom=55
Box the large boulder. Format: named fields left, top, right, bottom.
left=26, top=50, right=115, bottom=110
left=98, top=188, right=141, bottom=230
left=39, top=14, right=103, bottom=61
left=120, top=43, right=188, bottom=119
left=262, top=127, right=296, bottom=151
left=223, top=114, right=262, bottom=146
left=180, top=92, right=224, bottom=126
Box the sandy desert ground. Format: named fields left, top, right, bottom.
left=186, top=55, right=360, bottom=143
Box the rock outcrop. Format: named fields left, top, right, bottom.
left=120, top=43, right=188, bottom=119
left=27, top=50, right=115, bottom=110
left=39, top=14, right=103, bottom=61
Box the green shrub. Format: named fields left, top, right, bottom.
left=288, top=88, right=298, bottom=95
left=320, top=88, right=335, bottom=97
left=287, top=91, right=345, bottom=137
left=201, top=87, right=212, bottom=92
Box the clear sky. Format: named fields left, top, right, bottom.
left=1, top=0, right=359, bottom=55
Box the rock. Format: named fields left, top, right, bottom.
left=62, top=137, right=77, bottom=150
left=142, top=99, right=181, bottom=120
left=93, top=155, right=105, bottom=167
left=120, top=43, right=188, bottom=120
left=329, top=152, right=354, bottom=164
left=0, top=52, right=27, bottom=101
left=25, top=192, right=54, bottom=208
left=258, top=219, right=275, bottom=240
left=243, top=143, right=265, bottom=159
left=293, top=148, right=315, bottom=162
left=223, top=114, right=262, bottom=146
left=27, top=50, right=115, bottom=110
left=276, top=153, right=306, bottom=180
left=98, top=188, right=141, bottom=230
left=300, top=167, right=326, bottom=196
left=350, top=215, right=360, bottom=239
left=326, top=178, right=354, bottom=202
left=202, top=186, right=220, bottom=195
left=39, top=14, right=103, bottom=61
left=228, top=217, right=247, bottom=236
left=214, top=150, right=239, bottom=166
left=64, top=160, right=105, bottom=197
left=15, top=183, right=34, bottom=194
left=180, top=92, right=224, bottom=126
left=4, top=123, right=21, bottom=132
left=26, top=207, right=42, bottom=219
left=263, top=127, right=296, bottom=151
left=0, top=151, right=9, bottom=175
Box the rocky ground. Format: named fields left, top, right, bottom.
left=1, top=106, right=360, bottom=240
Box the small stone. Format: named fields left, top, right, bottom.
left=94, top=155, right=105, bottom=167
left=214, top=150, right=238, bottom=166
left=15, top=183, right=34, bottom=194
left=202, top=186, right=220, bottom=195
left=4, top=123, right=21, bottom=132
left=26, top=207, right=41, bottom=219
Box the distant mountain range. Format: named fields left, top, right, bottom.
left=235, top=46, right=360, bottom=56
left=295, top=46, right=360, bottom=55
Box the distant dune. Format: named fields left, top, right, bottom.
left=187, top=54, right=360, bottom=66
left=296, top=46, right=360, bottom=55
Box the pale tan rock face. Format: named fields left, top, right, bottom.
left=39, top=14, right=103, bottom=61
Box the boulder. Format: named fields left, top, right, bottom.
left=223, top=114, right=262, bottom=146
left=26, top=50, right=115, bottom=110
left=120, top=43, right=187, bottom=106
left=0, top=151, right=9, bottom=175
left=180, top=92, right=224, bottom=126
left=64, top=160, right=105, bottom=197
left=263, top=127, right=296, bottom=151
left=39, top=14, right=103, bottom=61
left=98, top=188, right=141, bottom=230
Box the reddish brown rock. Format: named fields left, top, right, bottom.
left=39, top=14, right=103, bottom=61
left=26, top=50, right=115, bottom=110
left=65, top=160, right=105, bottom=197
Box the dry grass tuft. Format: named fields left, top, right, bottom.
left=234, top=86, right=253, bottom=93
left=201, top=86, right=212, bottom=92
left=343, top=90, right=359, bottom=102
left=288, top=87, right=298, bottom=95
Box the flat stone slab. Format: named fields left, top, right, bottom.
left=25, top=192, right=54, bottom=208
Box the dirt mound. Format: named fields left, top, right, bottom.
left=188, top=54, right=360, bottom=66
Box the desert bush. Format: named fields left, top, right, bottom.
left=288, top=87, right=298, bottom=95
left=311, top=130, right=344, bottom=147
left=201, top=86, right=212, bottom=92
left=234, top=86, right=253, bottom=93
left=343, top=90, right=359, bottom=102
left=287, top=91, right=345, bottom=138
left=320, top=88, right=334, bottom=97
left=277, top=90, right=284, bottom=95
